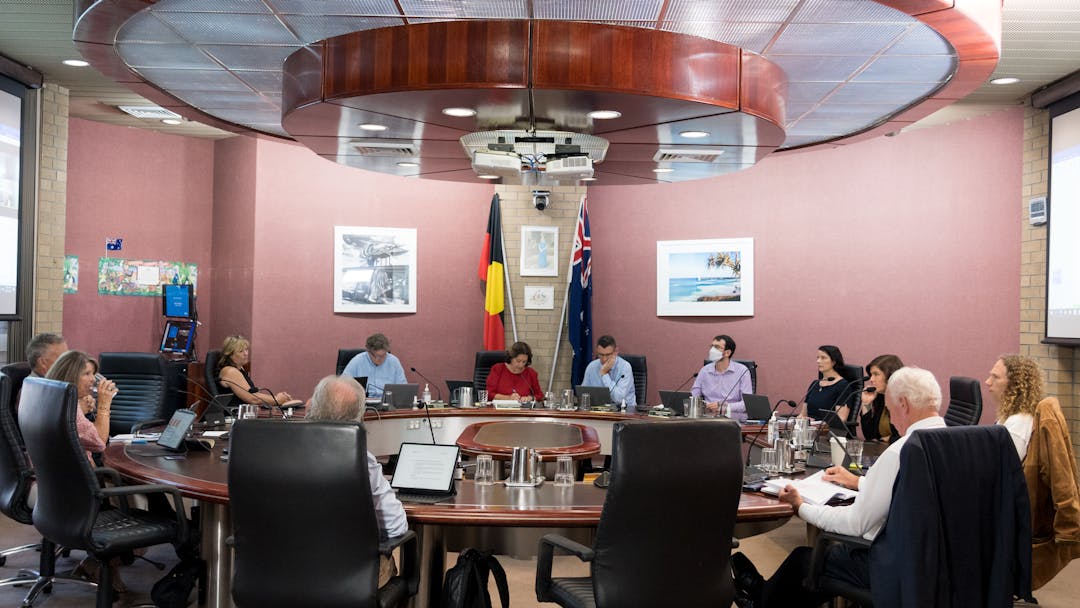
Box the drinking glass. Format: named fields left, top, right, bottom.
left=544, top=391, right=556, bottom=408
left=554, top=456, right=574, bottom=486
left=562, top=389, right=575, bottom=409
left=477, top=390, right=488, bottom=404
left=579, top=392, right=591, bottom=410
left=761, top=447, right=778, bottom=474
left=475, top=454, right=495, bottom=485
left=382, top=390, right=394, bottom=409
left=846, top=439, right=864, bottom=468
left=239, top=404, right=257, bottom=420
left=830, top=437, right=847, bottom=467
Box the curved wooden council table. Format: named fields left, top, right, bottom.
left=104, top=409, right=793, bottom=608
left=455, top=420, right=601, bottom=461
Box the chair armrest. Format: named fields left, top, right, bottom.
left=378, top=530, right=416, bottom=555
left=385, top=530, right=420, bottom=597
left=536, top=534, right=595, bottom=603
left=98, top=484, right=189, bottom=545
left=93, top=466, right=122, bottom=485
left=806, top=531, right=872, bottom=591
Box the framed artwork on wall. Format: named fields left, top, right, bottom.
left=520, top=225, right=558, bottom=277
left=524, top=285, right=555, bottom=310
left=656, top=238, right=754, bottom=316
left=333, top=226, right=417, bottom=313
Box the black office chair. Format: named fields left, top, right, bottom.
left=473, top=350, right=507, bottom=394
left=204, top=349, right=223, bottom=400
left=17, top=377, right=188, bottom=608
left=98, top=352, right=172, bottom=436
left=620, top=354, right=647, bottom=407
left=808, top=425, right=1033, bottom=606
left=836, top=363, right=865, bottom=434
left=944, top=376, right=983, bottom=426
left=536, top=419, right=742, bottom=607
left=228, top=419, right=419, bottom=608
left=702, top=358, right=757, bottom=393
left=336, top=348, right=366, bottom=376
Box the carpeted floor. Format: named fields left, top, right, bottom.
left=2, top=512, right=1077, bottom=606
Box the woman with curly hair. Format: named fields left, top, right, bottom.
left=986, top=354, right=1080, bottom=590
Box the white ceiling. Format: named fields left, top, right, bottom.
left=0, top=0, right=1077, bottom=141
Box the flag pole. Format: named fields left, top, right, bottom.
left=548, top=196, right=583, bottom=392
left=499, top=214, right=519, bottom=344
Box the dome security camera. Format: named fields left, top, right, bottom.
left=532, top=189, right=551, bottom=211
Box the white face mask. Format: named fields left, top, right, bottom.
left=708, top=346, right=725, bottom=362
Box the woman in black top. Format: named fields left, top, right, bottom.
left=217, top=335, right=295, bottom=410
left=839, top=353, right=903, bottom=443
left=800, top=345, right=850, bottom=421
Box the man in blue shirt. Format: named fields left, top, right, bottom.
left=581, top=335, right=636, bottom=407
left=342, top=333, right=407, bottom=398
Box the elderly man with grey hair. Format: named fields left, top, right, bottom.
left=306, top=375, right=408, bottom=584
left=733, top=366, right=946, bottom=608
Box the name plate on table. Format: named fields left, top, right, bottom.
left=588, top=405, right=618, bottom=413
left=492, top=400, right=522, bottom=409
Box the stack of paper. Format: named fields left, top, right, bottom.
left=760, top=470, right=859, bottom=505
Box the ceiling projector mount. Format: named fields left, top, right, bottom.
left=461, top=130, right=608, bottom=186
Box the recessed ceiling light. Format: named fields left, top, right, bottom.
left=442, top=107, right=477, bottom=117
left=161, top=118, right=183, bottom=125
left=477, top=174, right=499, bottom=180
left=358, top=123, right=388, bottom=131
left=396, top=161, right=419, bottom=168
left=62, top=59, right=89, bottom=67
left=680, top=130, right=709, bottom=138
left=653, top=168, right=674, bottom=173
left=587, top=110, right=621, bottom=120
left=580, top=177, right=597, bottom=182
left=990, top=77, right=1020, bottom=85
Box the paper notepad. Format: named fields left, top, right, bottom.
left=761, top=470, right=858, bottom=505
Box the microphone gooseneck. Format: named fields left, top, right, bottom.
left=410, top=367, right=443, bottom=402
left=818, top=408, right=865, bottom=474
left=745, top=398, right=790, bottom=465
left=674, top=372, right=698, bottom=392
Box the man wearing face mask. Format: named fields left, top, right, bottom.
left=692, top=334, right=752, bottom=421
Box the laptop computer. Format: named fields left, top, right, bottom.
left=574, top=385, right=612, bottom=406
left=190, top=398, right=227, bottom=428
left=382, top=383, right=419, bottom=409
left=127, top=408, right=197, bottom=456
left=446, top=380, right=474, bottom=405
left=659, top=390, right=692, bottom=416
left=743, top=393, right=773, bottom=421
left=390, top=442, right=460, bottom=504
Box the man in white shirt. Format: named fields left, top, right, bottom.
left=733, top=367, right=947, bottom=608
left=306, top=374, right=408, bottom=585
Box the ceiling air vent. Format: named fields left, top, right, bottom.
left=652, top=148, right=726, bottom=163
left=349, top=140, right=419, bottom=157
left=117, top=105, right=181, bottom=120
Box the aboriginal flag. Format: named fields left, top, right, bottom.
left=478, top=195, right=505, bottom=350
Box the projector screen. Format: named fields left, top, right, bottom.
left=1047, top=92, right=1080, bottom=343
left=0, top=82, right=22, bottom=319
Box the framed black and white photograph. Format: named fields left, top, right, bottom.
left=520, top=225, right=558, bottom=277
left=334, top=226, right=417, bottom=313
left=656, top=238, right=754, bottom=316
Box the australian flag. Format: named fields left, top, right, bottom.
left=105, top=238, right=122, bottom=251
left=568, top=197, right=592, bottom=387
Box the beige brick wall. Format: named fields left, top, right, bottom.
left=32, top=83, right=69, bottom=334
left=1020, top=106, right=1080, bottom=453
left=494, top=184, right=588, bottom=396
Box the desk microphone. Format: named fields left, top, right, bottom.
left=714, top=365, right=750, bottom=415
left=673, top=372, right=698, bottom=391
left=609, top=373, right=625, bottom=405
left=744, top=398, right=792, bottom=465
left=825, top=376, right=870, bottom=423
left=409, top=367, right=442, bottom=403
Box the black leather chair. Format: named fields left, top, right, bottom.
left=98, top=352, right=172, bottom=436
left=17, top=377, right=188, bottom=608
left=702, top=358, right=757, bottom=392
left=204, top=349, right=224, bottom=400
left=808, top=425, right=1033, bottom=606
left=473, top=350, right=507, bottom=394
left=836, top=363, right=865, bottom=433
left=944, top=376, right=983, bottom=426
left=228, top=419, right=418, bottom=608
left=536, top=419, right=742, bottom=607
left=336, top=348, right=366, bottom=375
left=620, top=354, right=647, bottom=406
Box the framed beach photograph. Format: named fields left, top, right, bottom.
left=334, top=226, right=417, bottom=313
left=520, top=226, right=558, bottom=277
left=656, top=238, right=754, bottom=316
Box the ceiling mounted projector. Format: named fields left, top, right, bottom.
left=462, top=130, right=607, bottom=185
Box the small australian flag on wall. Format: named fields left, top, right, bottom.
left=106, top=238, right=123, bottom=251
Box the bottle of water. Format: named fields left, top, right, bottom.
left=767, top=412, right=778, bottom=447
left=422, top=383, right=432, bottom=404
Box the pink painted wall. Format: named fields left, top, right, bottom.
left=208, top=135, right=258, bottom=349
left=239, top=138, right=495, bottom=397
left=588, top=108, right=1024, bottom=422
left=64, top=118, right=215, bottom=359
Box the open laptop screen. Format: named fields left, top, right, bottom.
left=391, top=443, right=459, bottom=493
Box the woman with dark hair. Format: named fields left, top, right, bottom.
left=843, top=354, right=903, bottom=442
left=986, top=354, right=1080, bottom=590
left=799, top=345, right=850, bottom=421
left=486, top=341, right=544, bottom=403
left=44, top=350, right=116, bottom=458
left=217, top=335, right=295, bottom=410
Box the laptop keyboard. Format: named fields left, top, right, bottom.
left=395, top=491, right=454, bottom=504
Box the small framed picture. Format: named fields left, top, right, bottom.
left=524, top=286, right=555, bottom=310
left=520, top=226, right=558, bottom=277
left=657, top=237, right=754, bottom=316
